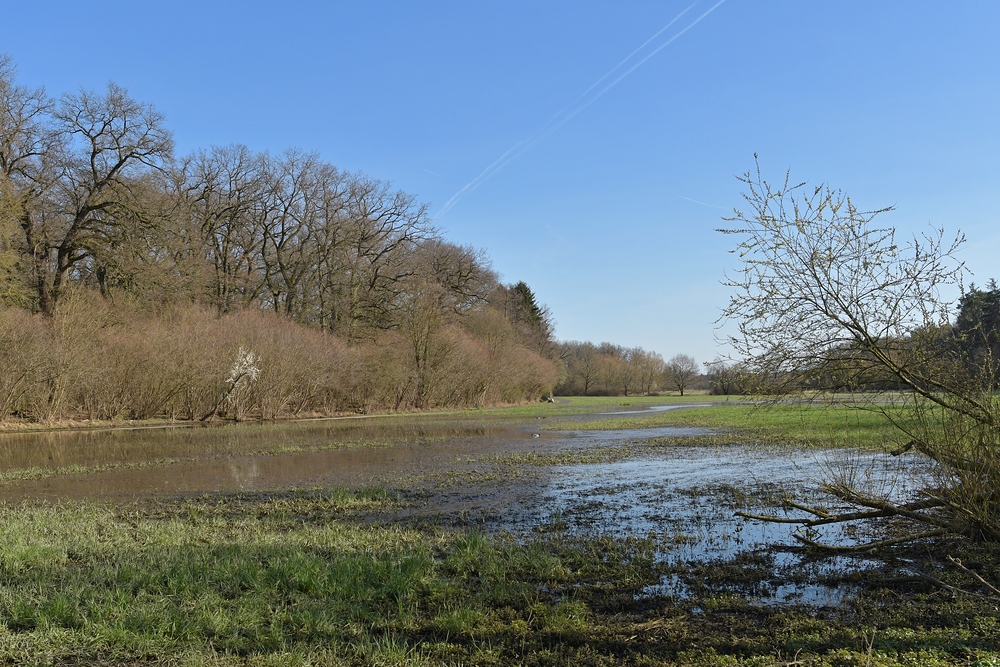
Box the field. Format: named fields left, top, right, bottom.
left=0, top=398, right=996, bottom=665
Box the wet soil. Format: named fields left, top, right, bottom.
left=0, top=405, right=935, bottom=608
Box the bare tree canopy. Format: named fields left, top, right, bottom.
left=666, top=353, right=699, bottom=396
left=0, top=56, right=175, bottom=313
left=719, top=158, right=1000, bottom=557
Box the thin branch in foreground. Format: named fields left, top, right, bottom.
left=735, top=498, right=945, bottom=527
left=793, top=528, right=948, bottom=553
left=947, top=556, right=1000, bottom=597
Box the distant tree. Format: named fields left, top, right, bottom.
left=954, top=280, right=1000, bottom=386
left=666, top=353, right=698, bottom=396
left=594, top=342, right=626, bottom=395
left=634, top=348, right=666, bottom=395
left=554, top=341, right=600, bottom=395
left=704, top=358, right=742, bottom=395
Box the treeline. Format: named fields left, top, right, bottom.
left=716, top=281, right=1000, bottom=397
left=802, top=281, right=1000, bottom=395
left=0, top=56, right=558, bottom=421
left=556, top=342, right=705, bottom=396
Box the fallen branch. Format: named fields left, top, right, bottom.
left=824, top=485, right=957, bottom=532
left=947, top=556, right=1000, bottom=597
left=784, top=499, right=832, bottom=519
left=793, top=528, right=948, bottom=553
left=736, top=498, right=944, bottom=527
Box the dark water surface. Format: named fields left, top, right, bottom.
left=0, top=416, right=548, bottom=500
left=0, top=408, right=713, bottom=502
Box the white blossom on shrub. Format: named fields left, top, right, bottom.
left=225, top=347, right=260, bottom=420
left=226, top=347, right=260, bottom=390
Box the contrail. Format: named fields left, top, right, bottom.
left=679, top=195, right=729, bottom=210
left=558, top=1, right=701, bottom=119
left=557, top=0, right=728, bottom=127
left=435, top=0, right=727, bottom=219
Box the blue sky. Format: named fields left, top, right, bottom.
left=6, top=1, right=999, bottom=365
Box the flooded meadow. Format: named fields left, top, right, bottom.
left=0, top=402, right=932, bottom=609
left=0, top=400, right=994, bottom=665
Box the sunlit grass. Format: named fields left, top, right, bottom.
left=0, top=492, right=665, bottom=664
left=0, top=489, right=994, bottom=665
left=547, top=400, right=916, bottom=450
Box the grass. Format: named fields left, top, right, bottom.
left=0, top=396, right=996, bottom=665
left=0, top=491, right=993, bottom=665
left=546, top=399, right=917, bottom=450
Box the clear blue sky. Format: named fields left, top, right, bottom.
left=6, top=1, right=999, bottom=365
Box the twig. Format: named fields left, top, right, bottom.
left=735, top=511, right=809, bottom=524
left=862, top=626, right=876, bottom=667
left=785, top=498, right=832, bottom=519
left=793, top=528, right=947, bottom=553
left=890, top=440, right=913, bottom=456
left=737, top=499, right=944, bottom=527
left=947, top=556, right=1000, bottom=597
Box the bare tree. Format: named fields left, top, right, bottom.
left=666, top=353, right=698, bottom=396
left=258, top=150, right=326, bottom=319
left=719, top=159, right=1000, bottom=556
left=557, top=341, right=602, bottom=395
left=704, top=357, right=742, bottom=396
left=0, top=67, right=174, bottom=313
left=181, top=145, right=268, bottom=313
left=0, top=54, right=57, bottom=308
left=39, top=83, right=173, bottom=312
left=635, top=348, right=666, bottom=395
left=332, top=175, right=433, bottom=342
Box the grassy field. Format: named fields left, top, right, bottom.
left=0, top=396, right=996, bottom=665
left=0, top=491, right=997, bottom=666
left=540, top=397, right=914, bottom=450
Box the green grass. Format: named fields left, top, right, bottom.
left=0, top=490, right=994, bottom=665
left=0, top=397, right=995, bottom=665
left=547, top=400, right=917, bottom=450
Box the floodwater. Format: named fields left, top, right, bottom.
left=0, top=405, right=932, bottom=607
left=540, top=444, right=930, bottom=606
left=0, top=418, right=533, bottom=500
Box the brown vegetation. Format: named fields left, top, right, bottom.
left=555, top=341, right=705, bottom=396
left=0, top=291, right=558, bottom=423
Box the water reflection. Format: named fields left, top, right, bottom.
left=0, top=418, right=511, bottom=471
left=538, top=446, right=932, bottom=606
